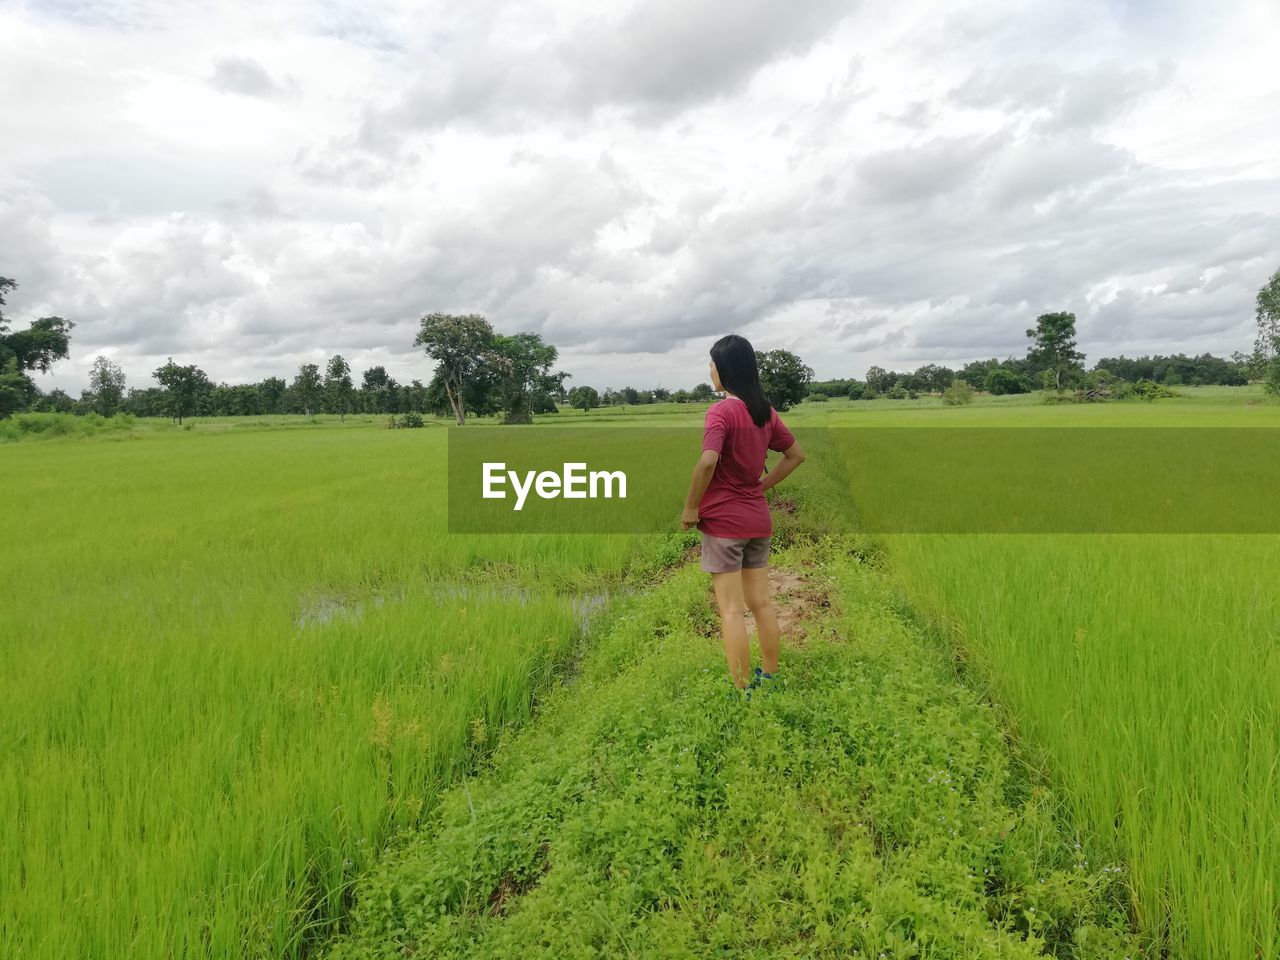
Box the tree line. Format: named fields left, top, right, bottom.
left=2, top=266, right=1279, bottom=421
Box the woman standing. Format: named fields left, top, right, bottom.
left=681, top=335, right=806, bottom=693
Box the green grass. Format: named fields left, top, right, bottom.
left=885, top=534, right=1280, bottom=960
left=325, top=541, right=1139, bottom=959
left=790, top=387, right=1280, bottom=957
left=5, top=387, right=1279, bottom=958
left=0, top=427, right=655, bottom=959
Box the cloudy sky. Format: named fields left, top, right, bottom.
left=2, top=0, right=1278, bottom=395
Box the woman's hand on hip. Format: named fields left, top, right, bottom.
left=681, top=506, right=700, bottom=530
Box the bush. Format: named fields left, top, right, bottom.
left=983, top=366, right=1029, bottom=395
left=942, top=379, right=974, bottom=406
left=885, top=384, right=910, bottom=400
left=0, top=412, right=136, bottom=442
left=846, top=383, right=865, bottom=400
left=1131, top=379, right=1179, bottom=401
left=804, top=393, right=828, bottom=403
left=387, top=413, right=426, bottom=429
left=1264, top=360, right=1280, bottom=398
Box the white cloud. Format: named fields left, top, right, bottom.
left=1, top=0, right=1278, bottom=395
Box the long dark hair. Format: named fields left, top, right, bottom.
left=710, top=334, right=771, bottom=427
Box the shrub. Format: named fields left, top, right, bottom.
left=983, top=366, right=1029, bottom=395
left=1131, top=379, right=1179, bottom=401
left=804, top=393, right=828, bottom=403
left=401, top=412, right=424, bottom=428
left=942, top=379, right=975, bottom=406
left=885, top=384, right=910, bottom=400
left=1264, top=360, right=1280, bottom=398
left=846, top=383, right=865, bottom=400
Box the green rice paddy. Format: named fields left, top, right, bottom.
left=3, top=385, right=1277, bottom=958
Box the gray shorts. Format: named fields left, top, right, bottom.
left=700, top=534, right=771, bottom=574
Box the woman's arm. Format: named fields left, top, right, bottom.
left=761, top=442, right=805, bottom=492
left=681, top=450, right=720, bottom=529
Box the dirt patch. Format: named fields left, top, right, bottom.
left=744, top=566, right=831, bottom=646
left=487, top=844, right=550, bottom=917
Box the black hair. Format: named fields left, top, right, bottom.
left=709, top=334, right=771, bottom=427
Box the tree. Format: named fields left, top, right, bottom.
left=87, top=356, right=127, bottom=416
left=690, top=382, right=715, bottom=402
left=0, top=276, right=75, bottom=415
left=258, top=376, right=287, bottom=414
left=1256, top=267, right=1280, bottom=396
left=1026, top=311, right=1085, bottom=391
left=402, top=379, right=430, bottom=414
left=291, top=363, right=322, bottom=418
left=568, top=385, right=600, bottom=412
left=413, top=313, right=497, bottom=425
left=758, top=349, right=813, bottom=412
left=863, top=365, right=891, bottom=395
left=492, top=332, right=564, bottom=424
left=942, top=379, right=975, bottom=405
left=153, top=358, right=212, bottom=424
left=323, top=354, right=355, bottom=421
left=914, top=363, right=955, bottom=394
left=360, top=365, right=402, bottom=415
left=984, top=365, right=1029, bottom=395
left=0, top=358, right=26, bottom=419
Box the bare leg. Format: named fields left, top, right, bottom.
left=711, top=571, right=751, bottom=688
left=742, top=566, right=780, bottom=675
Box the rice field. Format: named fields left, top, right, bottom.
left=830, top=386, right=1280, bottom=960
left=0, top=425, right=647, bottom=959
left=4, top=385, right=1279, bottom=958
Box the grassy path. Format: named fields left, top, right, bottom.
left=326, top=538, right=1141, bottom=959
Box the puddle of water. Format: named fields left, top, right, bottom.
left=294, top=584, right=626, bottom=631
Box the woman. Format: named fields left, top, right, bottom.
left=681, top=335, right=806, bottom=694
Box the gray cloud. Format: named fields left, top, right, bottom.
left=950, top=58, right=1176, bottom=131
left=359, top=0, right=856, bottom=144
left=4, top=0, right=1278, bottom=394
left=209, top=56, right=287, bottom=98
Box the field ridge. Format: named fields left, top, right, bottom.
left=325, top=538, right=1142, bottom=959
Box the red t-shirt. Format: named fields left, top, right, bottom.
left=697, top=396, right=796, bottom=539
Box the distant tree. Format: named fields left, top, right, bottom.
left=292, top=363, right=323, bottom=418
left=32, top=387, right=76, bottom=413
left=257, top=376, right=288, bottom=414
left=913, top=363, right=955, bottom=394
left=983, top=365, right=1029, bottom=395
left=942, top=379, right=975, bottom=406
left=651, top=387, right=671, bottom=402
left=0, top=276, right=75, bottom=416
left=87, top=356, right=127, bottom=416
left=402, top=378, right=430, bottom=414
left=359, top=365, right=402, bottom=415
left=492, top=332, right=564, bottom=424
left=846, top=381, right=866, bottom=400
left=1026, top=311, right=1085, bottom=391
left=690, top=382, right=715, bottom=402
left=568, top=385, right=600, bottom=412
left=0, top=358, right=26, bottom=419
left=323, top=354, right=355, bottom=421
left=153, top=358, right=212, bottom=425
left=1256, top=267, right=1280, bottom=396
left=617, top=386, right=641, bottom=405
left=758, top=349, right=813, bottom=411
left=413, top=313, right=497, bottom=425
left=863, top=365, right=891, bottom=394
